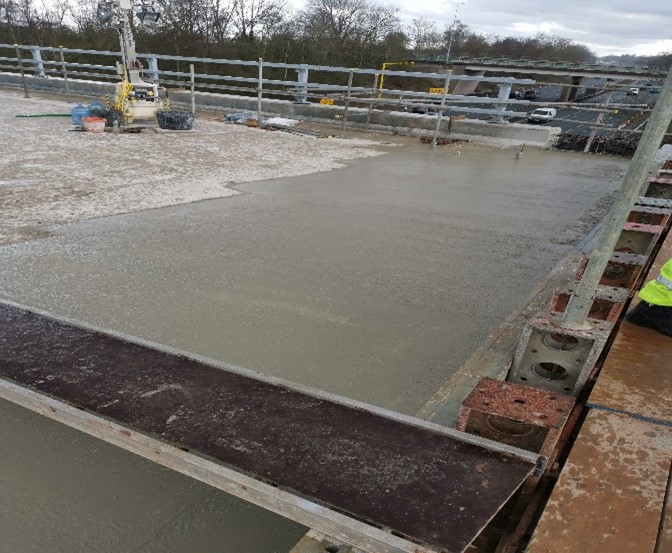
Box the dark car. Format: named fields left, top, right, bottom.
left=523, top=89, right=539, bottom=100
left=509, top=90, right=523, bottom=99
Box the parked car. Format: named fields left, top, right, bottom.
left=527, top=107, right=557, bottom=124
left=411, top=105, right=449, bottom=116
left=626, top=87, right=640, bottom=95
left=523, top=89, right=539, bottom=100
left=509, top=90, right=523, bottom=99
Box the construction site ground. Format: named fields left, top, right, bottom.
left=0, top=88, right=638, bottom=552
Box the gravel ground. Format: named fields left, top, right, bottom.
left=0, top=89, right=391, bottom=245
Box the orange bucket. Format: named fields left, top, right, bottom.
left=82, top=116, right=106, bottom=133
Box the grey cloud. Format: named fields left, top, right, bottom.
left=395, top=0, right=672, bottom=55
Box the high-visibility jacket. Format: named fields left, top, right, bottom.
left=640, top=259, right=672, bottom=306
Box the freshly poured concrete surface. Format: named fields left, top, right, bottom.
left=0, top=144, right=627, bottom=552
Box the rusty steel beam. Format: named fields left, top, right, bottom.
left=455, top=378, right=574, bottom=461
left=455, top=378, right=576, bottom=553
left=0, top=300, right=542, bottom=553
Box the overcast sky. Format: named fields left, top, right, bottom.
left=379, top=0, right=672, bottom=57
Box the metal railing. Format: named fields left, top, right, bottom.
left=1, top=43, right=539, bottom=145
left=1, top=43, right=535, bottom=103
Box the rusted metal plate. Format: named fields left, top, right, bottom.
left=455, top=378, right=574, bottom=457
left=459, top=378, right=574, bottom=431
left=0, top=301, right=536, bottom=553
left=553, top=285, right=629, bottom=322
left=627, top=205, right=671, bottom=226
left=528, top=410, right=672, bottom=553
left=589, top=236, right=672, bottom=424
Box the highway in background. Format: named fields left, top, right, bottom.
left=422, top=78, right=662, bottom=137
left=529, top=78, right=659, bottom=135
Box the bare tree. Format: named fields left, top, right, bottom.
left=442, top=19, right=469, bottom=56
left=208, top=0, right=235, bottom=43
left=408, top=17, right=442, bottom=53
left=299, top=0, right=400, bottom=64
left=231, top=0, right=286, bottom=41
left=156, top=0, right=210, bottom=55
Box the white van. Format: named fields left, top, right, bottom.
left=527, top=107, right=557, bottom=124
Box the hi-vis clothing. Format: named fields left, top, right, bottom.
left=640, top=259, right=672, bottom=306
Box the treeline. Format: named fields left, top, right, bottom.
left=600, top=52, right=672, bottom=70
left=408, top=18, right=594, bottom=63
left=0, top=0, right=659, bottom=69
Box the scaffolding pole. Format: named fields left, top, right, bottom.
left=559, top=64, right=672, bottom=329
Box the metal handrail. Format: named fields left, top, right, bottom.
left=0, top=42, right=535, bottom=142
left=0, top=43, right=535, bottom=84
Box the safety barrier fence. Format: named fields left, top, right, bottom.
left=0, top=43, right=535, bottom=124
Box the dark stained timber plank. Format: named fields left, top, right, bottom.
left=0, top=302, right=536, bottom=553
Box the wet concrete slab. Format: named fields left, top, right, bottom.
left=0, top=148, right=627, bottom=414
left=0, top=147, right=628, bottom=552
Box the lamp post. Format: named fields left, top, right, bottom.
left=444, top=1, right=464, bottom=64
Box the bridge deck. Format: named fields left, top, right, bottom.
left=0, top=301, right=539, bottom=553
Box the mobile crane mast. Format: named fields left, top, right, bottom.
left=97, top=0, right=166, bottom=123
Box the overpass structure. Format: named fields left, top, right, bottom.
left=414, top=56, right=666, bottom=100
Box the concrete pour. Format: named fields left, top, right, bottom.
left=0, top=90, right=385, bottom=245
left=0, top=88, right=630, bottom=552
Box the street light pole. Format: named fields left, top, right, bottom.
left=444, top=1, right=464, bottom=64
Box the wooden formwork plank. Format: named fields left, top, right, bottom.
left=589, top=236, right=672, bottom=423
left=0, top=301, right=539, bottom=553
left=528, top=410, right=672, bottom=553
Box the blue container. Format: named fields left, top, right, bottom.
left=88, top=100, right=104, bottom=116
left=70, top=101, right=106, bottom=125
left=70, top=103, right=89, bottom=125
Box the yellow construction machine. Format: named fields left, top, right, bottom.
left=96, top=0, right=167, bottom=123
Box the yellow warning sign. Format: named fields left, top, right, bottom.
left=319, top=98, right=335, bottom=105
left=429, top=87, right=445, bottom=94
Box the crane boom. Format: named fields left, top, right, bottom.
left=97, top=0, right=165, bottom=124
